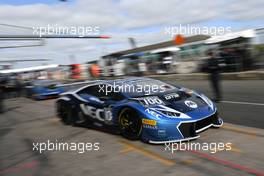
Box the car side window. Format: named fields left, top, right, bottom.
left=77, top=84, right=124, bottom=101
left=96, top=84, right=124, bottom=100
left=107, top=91, right=125, bottom=101
left=78, top=85, right=100, bottom=97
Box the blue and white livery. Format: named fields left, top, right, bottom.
left=56, top=77, right=223, bottom=144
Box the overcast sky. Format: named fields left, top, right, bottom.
left=0, top=0, right=264, bottom=68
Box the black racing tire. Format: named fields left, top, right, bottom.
left=57, top=101, right=91, bottom=127
left=57, top=101, right=74, bottom=125
left=118, top=107, right=142, bottom=140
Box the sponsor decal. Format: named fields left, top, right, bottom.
left=145, top=109, right=162, bottom=119
left=184, top=100, right=198, bottom=108
left=104, top=107, right=113, bottom=124
left=158, top=129, right=166, bottom=136
left=164, top=93, right=179, bottom=100
left=142, top=119, right=157, bottom=126
left=143, top=124, right=158, bottom=129
left=80, top=104, right=112, bottom=122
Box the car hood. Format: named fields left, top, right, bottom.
left=132, top=90, right=216, bottom=120
left=159, top=91, right=209, bottom=112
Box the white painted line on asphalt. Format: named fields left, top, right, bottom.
left=221, top=100, right=264, bottom=106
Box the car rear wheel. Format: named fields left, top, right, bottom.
left=57, top=101, right=90, bottom=127
left=118, top=108, right=142, bottom=140
left=57, top=101, right=74, bottom=125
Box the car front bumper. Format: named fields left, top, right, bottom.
left=142, top=112, right=223, bottom=144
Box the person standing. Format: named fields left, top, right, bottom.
left=0, top=75, right=6, bottom=113
left=207, top=51, right=222, bottom=102
left=0, top=87, right=3, bottom=113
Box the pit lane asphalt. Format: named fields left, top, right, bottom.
left=0, top=80, right=264, bottom=176
left=172, top=80, right=264, bottom=129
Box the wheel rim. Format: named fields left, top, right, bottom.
left=119, top=109, right=142, bottom=138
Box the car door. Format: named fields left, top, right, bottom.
left=77, top=84, right=109, bottom=123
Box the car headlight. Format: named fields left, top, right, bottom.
left=147, top=105, right=191, bottom=119
left=158, top=110, right=181, bottom=118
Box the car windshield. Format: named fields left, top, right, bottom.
left=119, top=79, right=177, bottom=97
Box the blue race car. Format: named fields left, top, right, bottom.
left=56, top=77, right=223, bottom=143
left=26, top=79, right=64, bottom=100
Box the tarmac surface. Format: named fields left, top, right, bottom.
left=173, top=80, right=264, bottom=129
left=0, top=80, right=264, bottom=176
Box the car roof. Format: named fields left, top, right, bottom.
left=104, top=77, right=155, bottom=85
left=61, top=77, right=158, bottom=95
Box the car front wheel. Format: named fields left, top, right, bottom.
left=118, top=108, right=142, bottom=140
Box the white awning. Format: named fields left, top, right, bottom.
left=0, top=64, right=59, bottom=74
left=151, top=47, right=180, bottom=54
left=205, top=29, right=256, bottom=44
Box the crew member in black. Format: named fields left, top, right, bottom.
left=207, top=51, right=222, bottom=102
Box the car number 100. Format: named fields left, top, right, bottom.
left=143, top=97, right=163, bottom=105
